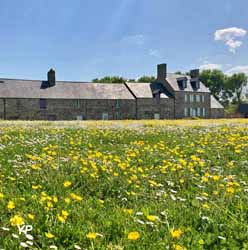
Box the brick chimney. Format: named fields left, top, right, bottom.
left=157, top=64, right=167, bottom=81
left=47, top=69, right=56, bottom=86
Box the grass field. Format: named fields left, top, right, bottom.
left=0, top=119, right=248, bottom=250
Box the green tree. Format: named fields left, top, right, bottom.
left=199, top=70, right=226, bottom=101
left=137, top=76, right=156, bottom=83
left=92, top=76, right=126, bottom=83
left=225, top=73, right=248, bottom=105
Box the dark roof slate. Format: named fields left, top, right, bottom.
left=0, top=79, right=135, bottom=100
left=166, top=73, right=210, bottom=93
left=126, top=82, right=169, bottom=98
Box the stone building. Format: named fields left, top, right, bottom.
left=0, top=64, right=224, bottom=120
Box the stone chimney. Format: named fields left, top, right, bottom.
left=190, top=69, right=200, bottom=79
left=157, top=64, right=167, bottom=81
left=47, top=69, right=56, bottom=86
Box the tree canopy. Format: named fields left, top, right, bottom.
left=92, top=76, right=126, bottom=83
left=200, top=70, right=248, bottom=105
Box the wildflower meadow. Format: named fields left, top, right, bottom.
left=0, top=119, right=248, bottom=250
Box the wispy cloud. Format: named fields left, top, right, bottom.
left=120, top=34, right=145, bottom=46
left=214, top=27, right=247, bottom=53
left=200, top=63, right=222, bottom=71
left=225, top=65, right=248, bottom=75
left=149, top=49, right=160, bottom=58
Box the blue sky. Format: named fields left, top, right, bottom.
left=0, top=0, right=247, bottom=81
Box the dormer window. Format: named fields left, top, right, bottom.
left=191, top=80, right=200, bottom=90
left=177, top=77, right=187, bottom=89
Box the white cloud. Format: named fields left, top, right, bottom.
left=214, top=27, right=247, bottom=53
left=149, top=49, right=160, bottom=58
left=225, top=66, right=248, bottom=75
left=120, top=34, right=145, bottom=46
left=199, top=63, right=222, bottom=71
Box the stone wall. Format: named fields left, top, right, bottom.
left=137, top=98, right=174, bottom=119
left=210, top=108, right=224, bottom=119
left=174, top=91, right=211, bottom=118
left=0, top=98, right=136, bottom=120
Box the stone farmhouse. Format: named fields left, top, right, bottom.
left=0, top=64, right=224, bottom=120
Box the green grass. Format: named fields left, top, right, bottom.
left=0, top=120, right=248, bottom=250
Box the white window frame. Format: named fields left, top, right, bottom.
left=196, top=95, right=200, bottom=102
left=197, top=107, right=201, bottom=117
left=184, top=108, right=188, bottom=117
left=184, top=94, right=188, bottom=102
left=190, top=95, right=194, bottom=103
left=76, top=115, right=83, bottom=120
left=192, top=108, right=196, bottom=117
left=102, top=113, right=109, bottom=120
left=154, top=113, right=160, bottom=120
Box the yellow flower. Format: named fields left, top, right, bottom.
left=124, top=209, right=133, bottom=215
left=87, top=232, right=97, bottom=240
left=198, top=239, right=205, bottom=245
left=70, top=193, right=82, bottom=201
left=10, top=215, right=24, bottom=226
left=212, top=175, right=220, bottom=181
left=146, top=215, right=157, bottom=222
left=202, top=203, right=210, bottom=210
left=62, top=210, right=69, bottom=218
left=173, top=244, right=185, bottom=250
left=32, top=185, right=41, bottom=190
left=127, top=231, right=140, bottom=241
left=64, top=197, right=71, bottom=204
left=226, top=187, right=235, bottom=194
left=57, top=215, right=66, bottom=223
left=7, top=201, right=15, bottom=210
left=63, top=181, right=72, bottom=188
left=45, top=232, right=55, bottom=239
left=170, top=229, right=183, bottom=239
left=0, top=192, right=4, bottom=199
left=28, top=213, right=35, bottom=220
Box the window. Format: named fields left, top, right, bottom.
left=191, top=80, right=200, bottom=89
left=190, top=95, right=194, bottom=103
left=116, top=100, right=120, bottom=109
left=202, top=107, right=206, bottom=117
left=76, top=115, right=83, bottom=120
left=190, top=108, right=196, bottom=117
left=48, top=115, right=56, bottom=121
left=73, top=100, right=80, bottom=109
left=115, top=112, right=120, bottom=120
left=184, top=94, right=188, bottom=102
left=154, top=113, right=160, bottom=120
left=201, top=95, right=205, bottom=103
left=40, top=99, right=46, bottom=109
left=184, top=108, right=188, bottom=117
left=196, top=95, right=200, bottom=102
left=102, top=113, right=108, bottom=120
left=177, top=78, right=187, bottom=89
left=197, top=107, right=201, bottom=117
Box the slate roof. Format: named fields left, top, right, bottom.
left=0, top=79, right=135, bottom=100
left=126, top=82, right=170, bottom=98
left=238, top=104, right=248, bottom=114
left=210, top=95, right=224, bottom=109
left=166, top=73, right=210, bottom=93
